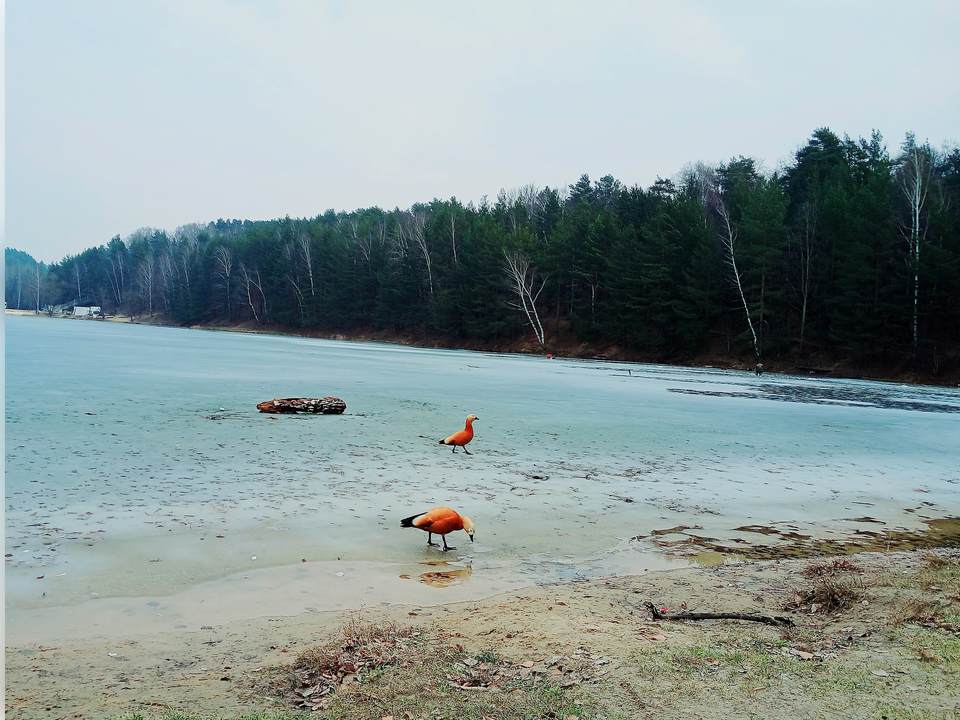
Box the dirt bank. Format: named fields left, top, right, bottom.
left=197, top=317, right=960, bottom=387
left=6, top=549, right=959, bottom=719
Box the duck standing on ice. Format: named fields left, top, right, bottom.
left=400, top=507, right=475, bottom=551
left=439, top=414, right=478, bottom=454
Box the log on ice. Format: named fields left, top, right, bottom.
left=257, top=397, right=347, bottom=414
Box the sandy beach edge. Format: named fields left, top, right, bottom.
left=6, top=548, right=960, bottom=719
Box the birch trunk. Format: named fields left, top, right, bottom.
left=718, top=202, right=760, bottom=359
left=897, top=137, right=933, bottom=360
left=797, top=203, right=816, bottom=354
left=503, top=251, right=548, bottom=348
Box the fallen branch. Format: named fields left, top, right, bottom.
left=644, top=602, right=793, bottom=627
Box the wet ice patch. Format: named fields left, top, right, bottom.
left=5, top=315, right=959, bottom=615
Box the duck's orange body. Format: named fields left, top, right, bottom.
left=400, top=506, right=476, bottom=551
left=439, top=414, right=478, bottom=454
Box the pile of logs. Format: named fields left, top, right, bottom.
left=257, top=397, right=347, bottom=414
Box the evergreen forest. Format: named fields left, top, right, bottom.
left=7, top=128, right=960, bottom=380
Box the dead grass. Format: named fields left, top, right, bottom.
left=882, top=551, right=960, bottom=632
left=893, top=597, right=951, bottom=627
left=117, top=714, right=299, bottom=720
left=880, top=551, right=960, bottom=591
left=910, top=632, right=960, bottom=670
left=785, top=578, right=863, bottom=614
left=633, top=631, right=802, bottom=692
left=628, top=624, right=959, bottom=719
left=921, top=551, right=960, bottom=571
left=264, top=620, right=592, bottom=719
left=277, top=619, right=423, bottom=710
left=628, top=626, right=879, bottom=712
left=801, top=557, right=864, bottom=578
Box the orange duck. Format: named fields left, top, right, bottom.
left=400, top=506, right=476, bottom=551
left=439, top=414, right=478, bottom=454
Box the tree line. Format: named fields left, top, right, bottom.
left=7, top=128, right=960, bottom=376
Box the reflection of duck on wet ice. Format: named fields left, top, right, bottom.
left=439, top=414, right=478, bottom=454
left=401, top=506, right=475, bottom=551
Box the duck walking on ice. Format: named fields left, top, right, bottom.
left=439, top=414, right=478, bottom=454
left=400, top=506, right=475, bottom=551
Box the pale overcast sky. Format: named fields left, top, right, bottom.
left=6, top=1, right=959, bottom=263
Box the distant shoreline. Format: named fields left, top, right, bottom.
left=5, top=308, right=133, bottom=323
left=7, top=308, right=958, bottom=388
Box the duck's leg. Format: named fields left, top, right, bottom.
left=442, top=535, right=456, bottom=551
left=426, top=532, right=438, bottom=547
left=462, top=447, right=471, bottom=455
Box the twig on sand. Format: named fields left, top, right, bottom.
left=644, top=601, right=793, bottom=627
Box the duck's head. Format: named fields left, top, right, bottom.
left=466, top=414, right=478, bottom=423
left=461, top=516, right=476, bottom=542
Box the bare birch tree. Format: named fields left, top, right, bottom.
left=6, top=261, right=24, bottom=309
left=794, top=202, right=817, bottom=354
left=176, top=235, right=198, bottom=302
left=692, top=165, right=761, bottom=359
left=354, top=211, right=387, bottom=264
left=390, top=211, right=410, bottom=263
left=518, top=183, right=543, bottom=220
left=240, top=263, right=267, bottom=322
left=503, top=251, right=548, bottom=349
left=73, top=261, right=84, bottom=303
left=106, top=236, right=127, bottom=309
left=30, top=261, right=45, bottom=312
left=158, top=250, right=176, bottom=315
left=449, top=207, right=459, bottom=264
left=715, top=196, right=760, bottom=359
left=298, top=226, right=317, bottom=300
left=213, top=245, right=234, bottom=320
left=398, top=209, right=433, bottom=296
left=136, top=258, right=155, bottom=314
left=282, top=240, right=307, bottom=321
left=498, top=185, right=541, bottom=234
left=896, top=133, right=935, bottom=358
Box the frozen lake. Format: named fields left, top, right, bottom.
left=5, top=314, right=959, bottom=641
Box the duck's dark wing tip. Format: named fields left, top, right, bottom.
left=400, top=511, right=429, bottom=528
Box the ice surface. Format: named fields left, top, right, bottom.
left=5, top=315, right=959, bottom=636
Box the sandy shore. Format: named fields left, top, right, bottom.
left=6, top=549, right=959, bottom=719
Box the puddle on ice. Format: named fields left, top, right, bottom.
left=407, top=561, right=474, bottom=588
left=5, top=315, right=960, bottom=642
left=691, top=551, right=727, bottom=568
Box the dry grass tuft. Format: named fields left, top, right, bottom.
left=785, top=578, right=861, bottom=614
left=266, top=619, right=591, bottom=718
left=279, top=619, right=424, bottom=712
left=801, top=558, right=863, bottom=578
left=920, top=550, right=960, bottom=572
left=893, top=597, right=947, bottom=627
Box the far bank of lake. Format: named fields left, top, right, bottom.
left=10, top=307, right=958, bottom=387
